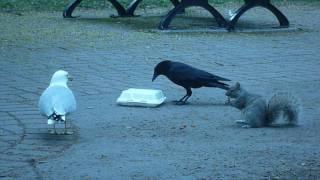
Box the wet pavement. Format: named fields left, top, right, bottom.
left=0, top=3, right=320, bottom=179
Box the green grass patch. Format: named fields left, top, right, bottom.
left=0, top=0, right=319, bottom=11
left=0, top=0, right=241, bottom=11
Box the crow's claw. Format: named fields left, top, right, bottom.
left=173, top=100, right=188, bottom=105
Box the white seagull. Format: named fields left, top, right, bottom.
left=38, top=70, right=77, bottom=134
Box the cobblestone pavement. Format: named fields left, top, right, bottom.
left=0, top=3, right=320, bottom=179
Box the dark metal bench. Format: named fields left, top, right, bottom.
left=63, top=0, right=289, bottom=30
left=63, top=0, right=227, bottom=29
left=227, top=0, right=289, bottom=30
left=63, top=0, right=144, bottom=18
left=158, top=0, right=227, bottom=29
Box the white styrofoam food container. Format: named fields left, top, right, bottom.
left=117, top=88, right=166, bottom=107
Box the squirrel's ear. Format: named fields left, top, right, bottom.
left=235, top=82, right=240, bottom=88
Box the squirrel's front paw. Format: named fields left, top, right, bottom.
left=235, top=120, right=246, bottom=124
left=225, top=98, right=231, bottom=105
left=241, top=125, right=252, bottom=128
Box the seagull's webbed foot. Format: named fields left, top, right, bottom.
left=49, top=123, right=58, bottom=134
left=48, top=129, right=57, bottom=134
left=63, top=120, right=73, bottom=135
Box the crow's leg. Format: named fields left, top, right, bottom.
left=173, top=94, right=188, bottom=105
left=178, top=94, right=188, bottom=102
left=183, top=95, right=191, bottom=103
left=182, top=88, right=192, bottom=104
left=175, top=88, right=192, bottom=105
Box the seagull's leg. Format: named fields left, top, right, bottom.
left=64, top=119, right=67, bottom=134
left=62, top=116, right=73, bottom=135
left=64, top=121, right=73, bottom=135
left=47, top=117, right=56, bottom=134
left=53, top=123, right=57, bottom=134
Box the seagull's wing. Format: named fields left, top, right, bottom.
left=39, top=86, right=76, bottom=117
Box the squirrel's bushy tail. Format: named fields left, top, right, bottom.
left=267, top=92, right=300, bottom=125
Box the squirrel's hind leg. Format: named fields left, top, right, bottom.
left=235, top=120, right=252, bottom=128
left=241, top=124, right=252, bottom=128
left=235, top=119, right=247, bottom=124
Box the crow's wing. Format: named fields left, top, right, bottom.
left=168, top=62, right=230, bottom=85
left=193, top=68, right=230, bottom=82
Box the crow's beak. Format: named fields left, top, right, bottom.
left=152, top=73, right=158, bottom=82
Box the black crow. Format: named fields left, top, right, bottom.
left=152, top=60, right=230, bottom=104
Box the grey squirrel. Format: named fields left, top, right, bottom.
left=225, top=82, right=300, bottom=128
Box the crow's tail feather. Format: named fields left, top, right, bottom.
left=206, top=81, right=230, bottom=90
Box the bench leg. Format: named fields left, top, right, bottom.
left=227, top=2, right=254, bottom=30
left=63, top=0, right=83, bottom=18
left=126, top=0, right=143, bottom=16
left=261, top=2, right=289, bottom=27
left=159, top=0, right=226, bottom=30
left=63, top=0, right=143, bottom=17
left=109, top=0, right=143, bottom=17
left=109, top=0, right=127, bottom=16
left=170, top=0, right=180, bottom=7
left=202, top=2, right=227, bottom=27
left=227, top=0, right=289, bottom=30
left=170, top=0, right=186, bottom=14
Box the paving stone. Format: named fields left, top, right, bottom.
left=0, top=3, right=320, bottom=179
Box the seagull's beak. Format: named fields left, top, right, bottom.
left=68, top=75, right=73, bottom=81
left=152, top=73, right=158, bottom=82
